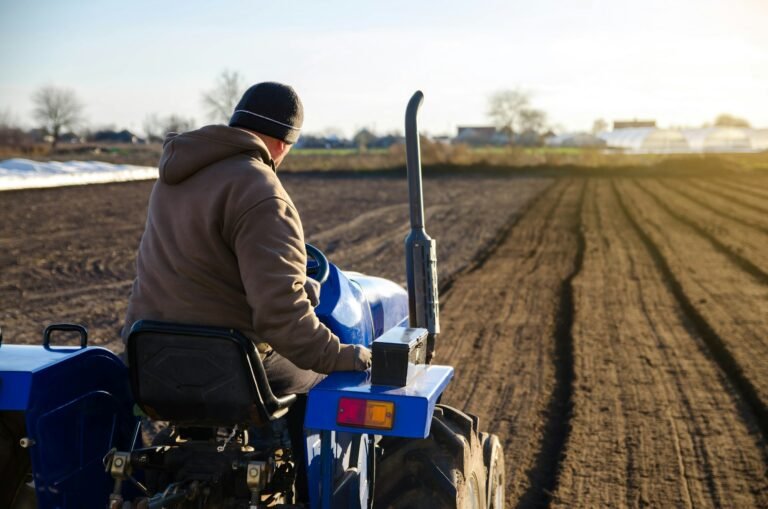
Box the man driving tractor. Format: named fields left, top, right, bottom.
left=122, top=82, right=371, bottom=500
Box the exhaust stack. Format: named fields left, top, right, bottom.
left=404, top=91, right=439, bottom=362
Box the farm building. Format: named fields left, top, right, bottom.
left=455, top=126, right=509, bottom=146
left=613, top=119, right=656, bottom=129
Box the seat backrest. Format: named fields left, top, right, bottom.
left=126, top=320, right=295, bottom=427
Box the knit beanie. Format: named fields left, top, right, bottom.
left=229, top=82, right=303, bottom=144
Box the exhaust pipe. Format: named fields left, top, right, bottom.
left=404, top=91, right=440, bottom=362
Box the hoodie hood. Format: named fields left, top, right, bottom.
left=158, top=125, right=274, bottom=185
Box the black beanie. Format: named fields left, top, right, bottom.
left=229, top=82, right=303, bottom=144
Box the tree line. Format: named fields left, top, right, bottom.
left=0, top=72, right=755, bottom=151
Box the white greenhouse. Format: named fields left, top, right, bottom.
left=748, top=129, right=768, bottom=151
left=681, top=128, right=752, bottom=152
left=598, top=128, right=689, bottom=153
left=596, top=127, right=768, bottom=153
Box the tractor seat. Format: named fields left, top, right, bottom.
left=126, top=320, right=296, bottom=427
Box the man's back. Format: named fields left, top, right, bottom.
left=124, top=124, right=348, bottom=374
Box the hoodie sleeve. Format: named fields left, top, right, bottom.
left=231, top=196, right=344, bottom=374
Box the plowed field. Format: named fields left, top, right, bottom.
left=2, top=170, right=767, bottom=508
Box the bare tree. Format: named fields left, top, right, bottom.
left=591, top=118, right=608, bottom=134
left=487, top=89, right=531, bottom=136
left=353, top=128, right=375, bottom=153
left=202, top=70, right=245, bottom=123
left=162, top=114, right=195, bottom=134
left=31, top=86, right=84, bottom=149
left=143, top=113, right=166, bottom=142
left=143, top=113, right=195, bottom=142
left=714, top=113, right=750, bottom=128
left=0, top=108, right=16, bottom=129
left=0, top=108, right=27, bottom=147
left=519, top=108, right=547, bottom=133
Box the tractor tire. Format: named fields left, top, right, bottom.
left=373, top=404, right=488, bottom=509
left=480, top=433, right=505, bottom=509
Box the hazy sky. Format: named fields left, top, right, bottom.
left=1, top=0, right=766, bottom=136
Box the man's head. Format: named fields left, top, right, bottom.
left=229, top=82, right=303, bottom=167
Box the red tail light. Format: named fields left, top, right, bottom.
left=337, top=397, right=395, bottom=430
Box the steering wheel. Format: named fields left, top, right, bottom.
left=306, top=243, right=330, bottom=285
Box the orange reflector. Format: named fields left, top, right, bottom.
left=337, top=397, right=395, bottom=430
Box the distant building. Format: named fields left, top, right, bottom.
left=57, top=132, right=83, bottom=144
left=368, top=134, right=404, bottom=149
left=90, top=129, right=144, bottom=144
left=515, top=129, right=544, bottom=147
left=613, top=120, right=656, bottom=130
left=545, top=132, right=607, bottom=148
left=455, top=126, right=509, bottom=146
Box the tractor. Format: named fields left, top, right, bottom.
left=0, top=92, right=505, bottom=508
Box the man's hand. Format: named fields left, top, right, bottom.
left=333, top=344, right=372, bottom=372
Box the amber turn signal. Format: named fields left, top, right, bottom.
left=337, top=397, right=395, bottom=430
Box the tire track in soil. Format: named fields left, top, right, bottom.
left=614, top=181, right=768, bottom=441
left=552, top=179, right=768, bottom=508
left=711, top=176, right=768, bottom=201
left=639, top=178, right=768, bottom=277
left=434, top=180, right=564, bottom=428
left=662, top=179, right=768, bottom=235
left=633, top=179, right=768, bottom=286
left=439, top=179, right=561, bottom=294
left=438, top=179, right=583, bottom=508
left=688, top=179, right=768, bottom=217
left=516, top=179, right=584, bottom=509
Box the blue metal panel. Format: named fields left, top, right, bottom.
left=316, top=264, right=375, bottom=346
left=0, top=345, right=88, bottom=410
left=305, top=430, right=368, bottom=509
left=0, top=345, right=137, bottom=509
left=305, top=365, right=453, bottom=439
left=0, top=371, right=32, bottom=410
left=346, top=273, right=408, bottom=339
left=319, top=430, right=333, bottom=509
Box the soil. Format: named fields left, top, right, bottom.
left=1, top=169, right=767, bottom=508
left=0, top=173, right=548, bottom=348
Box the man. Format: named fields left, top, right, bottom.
left=124, top=82, right=370, bottom=408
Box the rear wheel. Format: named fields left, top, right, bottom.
left=374, top=405, right=488, bottom=509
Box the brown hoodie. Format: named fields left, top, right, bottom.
left=123, top=125, right=355, bottom=374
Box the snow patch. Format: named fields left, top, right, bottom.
left=0, top=159, right=157, bottom=191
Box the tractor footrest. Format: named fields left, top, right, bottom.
left=371, top=327, right=427, bottom=387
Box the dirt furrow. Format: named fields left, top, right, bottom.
left=688, top=179, right=768, bottom=216
left=439, top=179, right=583, bottom=508
left=301, top=177, right=550, bottom=287
left=663, top=179, right=768, bottom=235
left=0, top=175, right=550, bottom=351
left=553, top=179, right=768, bottom=508
left=712, top=176, right=768, bottom=201
left=633, top=179, right=768, bottom=285
left=615, top=179, right=768, bottom=436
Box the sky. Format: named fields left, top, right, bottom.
left=1, top=0, right=766, bottom=137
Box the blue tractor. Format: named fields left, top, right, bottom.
left=0, top=92, right=505, bottom=509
